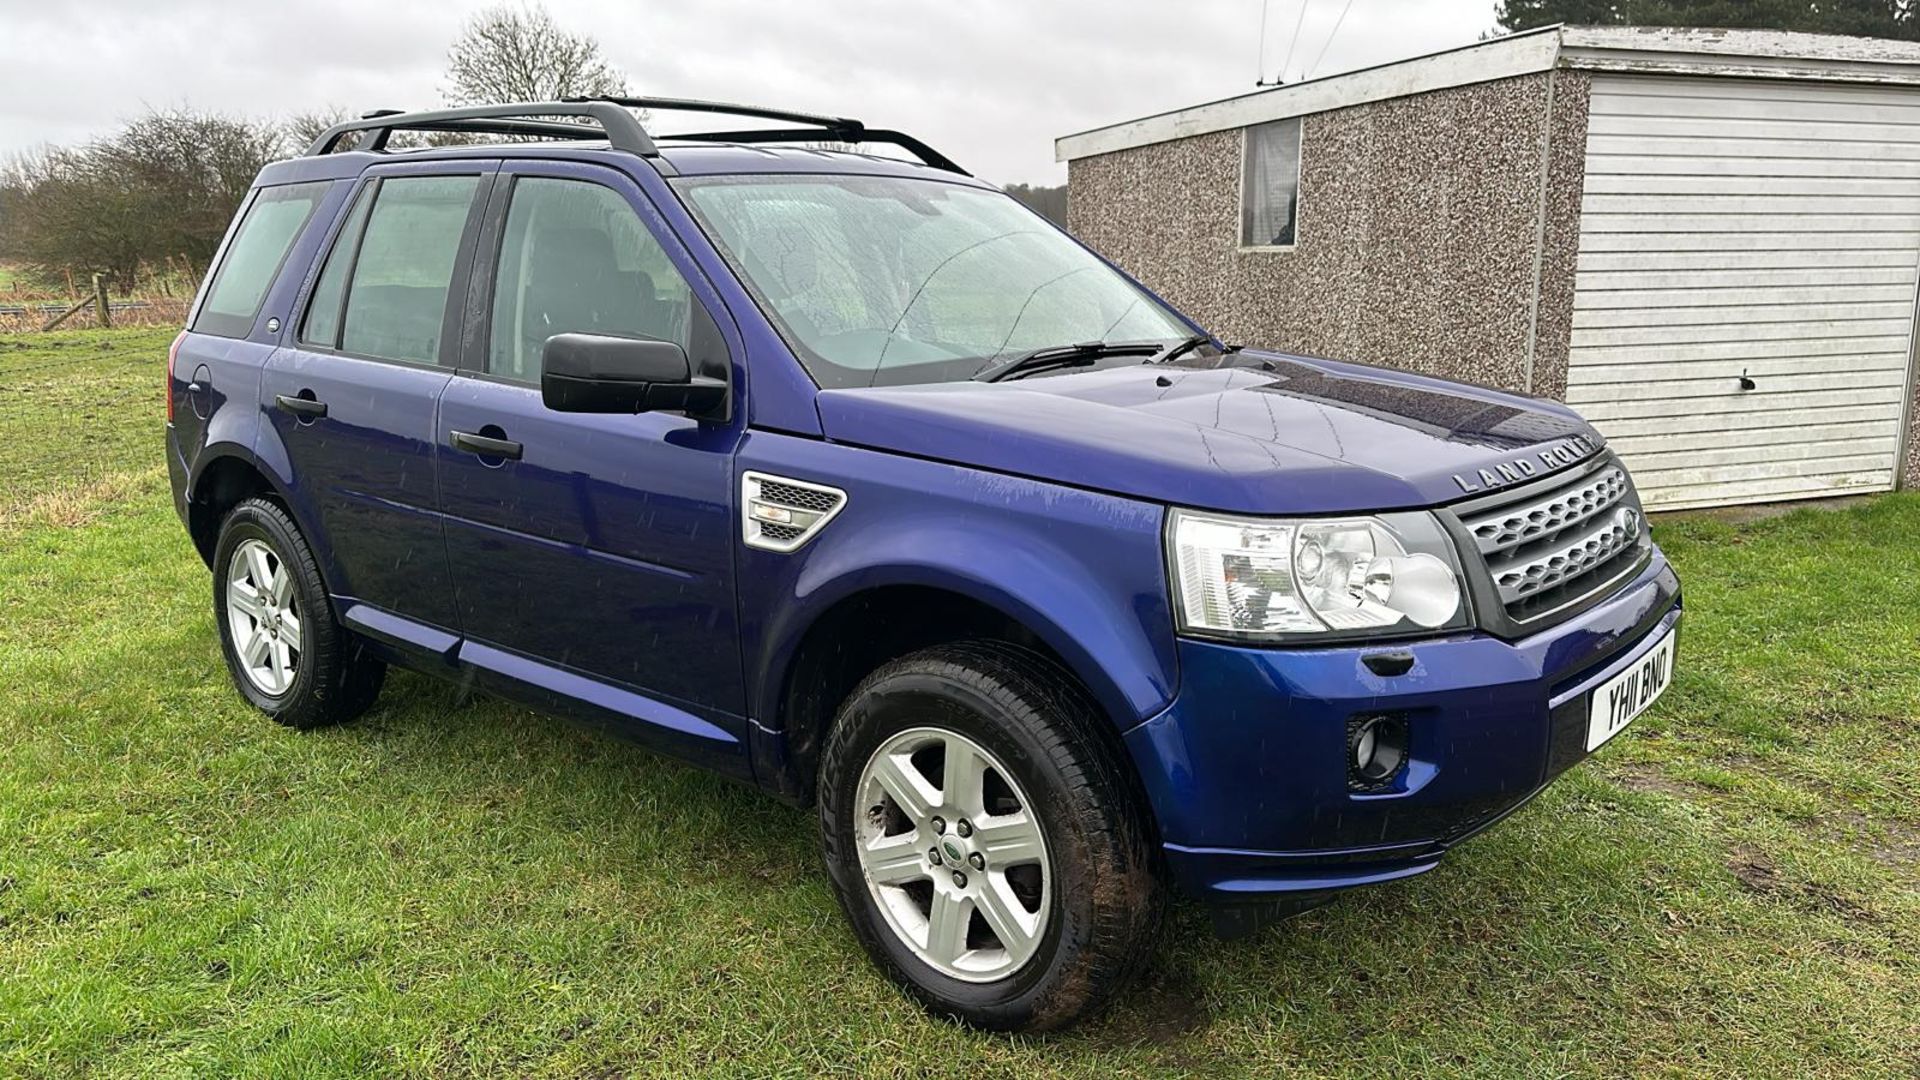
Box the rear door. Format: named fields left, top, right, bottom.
left=262, top=162, right=496, bottom=640
left=436, top=160, right=749, bottom=736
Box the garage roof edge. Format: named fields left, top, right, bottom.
left=1056, top=25, right=1920, bottom=163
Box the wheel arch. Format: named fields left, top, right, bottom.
left=755, top=571, right=1175, bottom=809
left=185, top=444, right=298, bottom=569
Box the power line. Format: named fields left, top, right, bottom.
left=1277, top=0, right=1313, bottom=85
left=1255, top=0, right=1272, bottom=85
left=1305, top=0, right=1359, bottom=81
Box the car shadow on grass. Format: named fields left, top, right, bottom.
left=303, top=667, right=1820, bottom=1066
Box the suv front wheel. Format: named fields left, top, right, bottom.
left=818, top=642, right=1161, bottom=1031
left=212, top=497, right=384, bottom=729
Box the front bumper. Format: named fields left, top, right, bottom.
left=1125, top=551, right=1681, bottom=907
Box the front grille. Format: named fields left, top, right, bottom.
left=1457, top=459, right=1649, bottom=626
left=1466, top=467, right=1628, bottom=551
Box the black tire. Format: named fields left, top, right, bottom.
left=211, top=497, right=384, bottom=730
left=818, top=641, right=1162, bottom=1032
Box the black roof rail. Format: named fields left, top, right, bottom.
left=305, top=101, right=654, bottom=157
left=305, top=96, right=968, bottom=176
left=656, top=127, right=967, bottom=175
left=564, top=95, right=862, bottom=133
left=563, top=95, right=968, bottom=175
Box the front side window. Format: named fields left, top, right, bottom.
left=677, top=175, right=1190, bottom=389
left=486, top=177, right=693, bottom=383
left=321, top=175, right=480, bottom=365
left=194, top=181, right=330, bottom=339
left=1241, top=117, right=1302, bottom=249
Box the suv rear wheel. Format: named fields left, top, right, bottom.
left=818, top=642, right=1161, bottom=1031
left=212, top=497, right=384, bottom=729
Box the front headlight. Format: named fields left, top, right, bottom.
left=1169, top=509, right=1470, bottom=641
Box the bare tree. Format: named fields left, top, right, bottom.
left=286, top=107, right=353, bottom=152
left=4, top=110, right=282, bottom=287
left=0, top=150, right=52, bottom=260
left=443, top=3, right=629, bottom=105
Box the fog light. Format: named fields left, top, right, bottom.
left=1348, top=715, right=1408, bottom=792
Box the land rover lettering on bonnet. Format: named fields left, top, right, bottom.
left=165, top=96, right=1682, bottom=1032
left=1452, top=434, right=1604, bottom=494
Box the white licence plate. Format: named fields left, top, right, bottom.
left=1586, top=628, right=1676, bottom=752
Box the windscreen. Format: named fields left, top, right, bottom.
left=676, top=174, right=1190, bottom=388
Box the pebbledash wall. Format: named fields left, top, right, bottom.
left=1061, top=26, right=1920, bottom=510
left=1068, top=70, right=1593, bottom=401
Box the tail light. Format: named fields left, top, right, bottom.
left=167, top=330, right=186, bottom=423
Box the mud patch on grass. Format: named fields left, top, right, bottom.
left=1728, top=850, right=1782, bottom=893
left=1085, top=957, right=1212, bottom=1051
left=1814, top=807, right=1920, bottom=876
left=1611, top=763, right=1704, bottom=800
left=1729, top=847, right=1879, bottom=924
left=1867, top=828, right=1920, bottom=872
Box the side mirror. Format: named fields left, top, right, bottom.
left=540, top=333, right=727, bottom=417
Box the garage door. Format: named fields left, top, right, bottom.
left=1566, top=74, right=1919, bottom=510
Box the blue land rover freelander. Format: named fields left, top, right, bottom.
left=164, top=98, right=1682, bottom=1031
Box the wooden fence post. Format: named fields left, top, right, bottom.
left=93, top=274, right=110, bottom=329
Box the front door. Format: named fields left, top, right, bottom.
left=262, top=163, right=495, bottom=636
left=436, top=162, right=748, bottom=737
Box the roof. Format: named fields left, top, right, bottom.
left=1056, top=24, right=1920, bottom=162
left=254, top=141, right=995, bottom=189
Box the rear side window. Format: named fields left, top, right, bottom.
left=303, top=175, right=480, bottom=365
left=194, top=182, right=329, bottom=339
left=486, top=177, right=692, bottom=383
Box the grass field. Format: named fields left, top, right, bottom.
left=2, top=328, right=1916, bottom=1077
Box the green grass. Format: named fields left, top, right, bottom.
left=1, top=329, right=1916, bottom=1077
left=0, top=328, right=175, bottom=527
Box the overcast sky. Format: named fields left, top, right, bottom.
left=0, top=0, right=1501, bottom=185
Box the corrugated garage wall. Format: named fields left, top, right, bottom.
left=1565, top=74, right=1920, bottom=510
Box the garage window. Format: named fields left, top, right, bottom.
left=1240, top=118, right=1302, bottom=249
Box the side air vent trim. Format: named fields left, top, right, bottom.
left=741, top=471, right=848, bottom=553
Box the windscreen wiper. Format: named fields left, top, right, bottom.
left=971, top=340, right=1163, bottom=383
left=1145, top=333, right=1215, bottom=366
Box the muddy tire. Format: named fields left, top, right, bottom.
left=818, top=641, right=1162, bottom=1031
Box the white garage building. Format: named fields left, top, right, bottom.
left=1060, top=26, right=1920, bottom=510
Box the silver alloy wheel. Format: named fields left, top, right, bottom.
left=854, top=726, right=1051, bottom=983
left=225, top=537, right=301, bottom=696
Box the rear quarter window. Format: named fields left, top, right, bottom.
left=193, top=181, right=331, bottom=339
